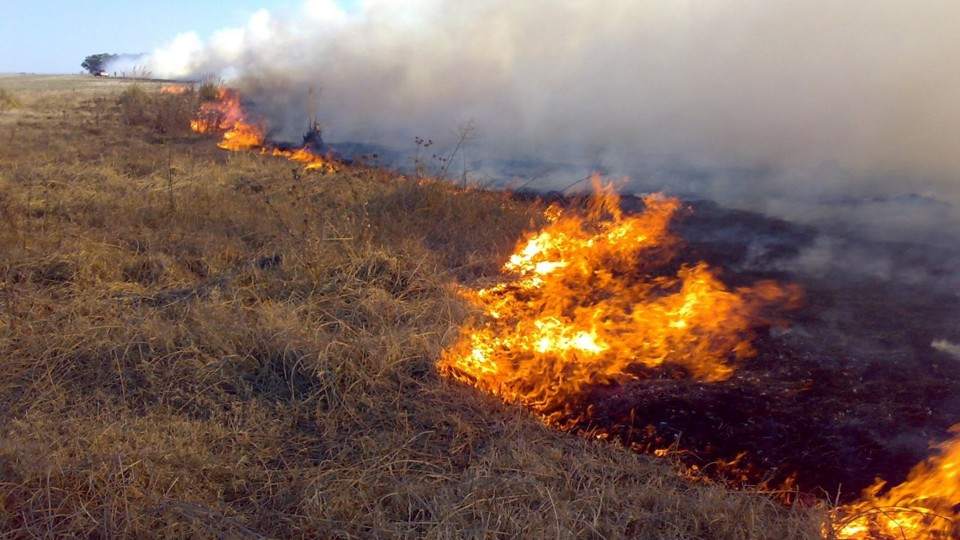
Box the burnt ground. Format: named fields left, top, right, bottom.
left=516, top=192, right=960, bottom=503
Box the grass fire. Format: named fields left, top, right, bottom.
left=176, top=85, right=960, bottom=539
left=832, top=427, right=959, bottom=539
left=1, top=72, right=959, bottom=540
left=3, top=2, right=960, bottom=538
left=192, top=87, right=336, bottom=172
left=438, top=182, right=801, bottom=417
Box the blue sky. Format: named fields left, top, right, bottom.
left=0, top=1, right=345, bottom=73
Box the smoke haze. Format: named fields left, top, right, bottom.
left=143, top=0, right=960, bottom=237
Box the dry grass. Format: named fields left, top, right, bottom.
left=114, top=84, right=197, bottom=137
left=0, top=89, right=19, bottom=112
left=0, top=75, right=824, bottom=539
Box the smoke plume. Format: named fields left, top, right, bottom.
left=144, top=0, right=960, bottom=237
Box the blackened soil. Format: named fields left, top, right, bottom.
left=516, top=192, right=960, bottom=502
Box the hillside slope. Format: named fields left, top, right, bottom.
left=0, top=76, right=821, bottom=539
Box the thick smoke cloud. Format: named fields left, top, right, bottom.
left=145, top=0, right=960, bottom=237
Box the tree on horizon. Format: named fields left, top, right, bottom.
left=81, top=53, right=117, bottom=75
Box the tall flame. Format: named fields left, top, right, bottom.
left=832, top=427, right=959, bottom=540
left=190, top=88, right=334, bottom=171
left=439, top=180, right=960, bottom=539
left=439, top=179, right=800, bottom=423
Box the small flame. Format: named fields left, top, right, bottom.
left=832, top=426, right=959, bottom=539
left=189, top=87, right=336, bottom=172
left=218, top=120, right=264, bottom=152
left=439, top=178, right=800, bottom=422
left=191, top=88, right=245, bottom=135
left=160, top=84, right=189, bottom=95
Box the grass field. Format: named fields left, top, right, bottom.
left=0, top=75, right=822, bottom=539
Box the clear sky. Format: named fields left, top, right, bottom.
left=0, top=1, right=319, bottom=73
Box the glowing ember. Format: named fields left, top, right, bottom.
left=439, top=179, right=800, bottom=423
left=832, top=426, right=959, bottom=540
left=189, top=87, right=335, bottom=171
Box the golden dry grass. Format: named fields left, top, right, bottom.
left=0, top=75, right=823, bottom=539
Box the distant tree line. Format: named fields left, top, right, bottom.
left=81, top=53, right=117, bottom=75
left=81, top=53, right=145, bottom=76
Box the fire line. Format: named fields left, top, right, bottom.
left=189, top=87, right=959, bottom=540
left=191, top=88, right=336, bottom=172
left=435, top=179, right=959, bottom=539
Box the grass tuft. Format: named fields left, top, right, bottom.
left=0, top=88, right=20, bottom=111
left=116, top=84, right=196, bottom=136
left=198, top=81, right=221, bottom=102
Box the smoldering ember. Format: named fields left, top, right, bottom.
left=2, top=2, right=959, bottom=539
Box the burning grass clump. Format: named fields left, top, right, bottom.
left=439, top=182, right=803, bottom=424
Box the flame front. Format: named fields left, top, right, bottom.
left=190, top=88, right=335, bottom=171
left=187, top=89, right=959, bottom=538
left=439, top=179, right=799, bottom=422
left=439, top=181, right=960, bottom=538
left=832, top=427, right=959, bottom=540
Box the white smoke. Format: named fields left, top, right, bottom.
left=933, top=340, right=960, bottom=361
left=144, top=0, right=960, bottom=231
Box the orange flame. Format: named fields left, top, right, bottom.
left=218, top=121, right=265, bottom=152
left=443, top=179, right=958, bottom=540
left=190, top=88, right=253, bottom=138
left=439, top=179, right=800, bottom=423
left=160, top=84, right=189, bottom=95
left=190, top=88, right=335, bottom=171
left=832, top=426, right=959, bottom=539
